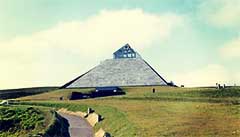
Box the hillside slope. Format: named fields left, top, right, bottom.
left=0, top=87, right=58, bottom=99
left=19, top=86, right=240, bottom=136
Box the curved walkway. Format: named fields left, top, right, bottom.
left=59, top=112, right=93, bottom=137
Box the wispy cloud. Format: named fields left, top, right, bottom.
left=199, top=0, right=240, bottom=60
left=170, top=64, right=233, bottom=87
left=0, top=9, right=184, bottom=89
left=220, top=37, right=240, bottom=58
left=199, top=0, right=240, bottom=28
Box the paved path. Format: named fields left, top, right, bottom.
left=59, top=112, right=93, bottom=137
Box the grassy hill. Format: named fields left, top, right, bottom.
left=0, top=105, right=69, bottom=137
left=20, top=86, right=240, bottom=103
left=18, top=86, right=240, bottom=137
left=0, top=106, right=51, bottom=136
left=0, top=87, right=58, bottom=99
left=19, top=88, right=94, bottom=101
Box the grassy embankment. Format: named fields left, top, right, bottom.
left=0, top=105, right=69, bottom=137
left=19, top=86, right=240, bottom=137
left=0, top=106, right=51, bottom=137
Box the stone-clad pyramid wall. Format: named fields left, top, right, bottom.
left=65, top=58, right=168, bottom=88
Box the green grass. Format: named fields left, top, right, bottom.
left=146, top=87, right=240, bottom=98
left=122, top=86, right=240, bottom=97
left=0, top=106, right=52, bottom=137
left=18, top=86, right=240, bottom=136
left=20, top=86, right=240, bottom=103
left=78, top=99, right=240, bottom=136
left=117, top=86, right=240, bottom=104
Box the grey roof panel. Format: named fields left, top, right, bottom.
left=65, top=58, right=168, bottom=88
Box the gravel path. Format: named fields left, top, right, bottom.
left=59, top=112, right=93, bottom=137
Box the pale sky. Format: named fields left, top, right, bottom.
left=0, top=0, right=240, bottom=89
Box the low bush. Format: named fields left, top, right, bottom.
left=0, top=106, right=45, bottom=136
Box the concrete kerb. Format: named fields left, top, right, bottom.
left=57, top=108, right=110, bottom=137
left=57, top=108, right=87, bottom=118
left=95, top=128, right=111, bottom=137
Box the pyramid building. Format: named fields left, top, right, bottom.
left=62, top=44, right=169, bottom=88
